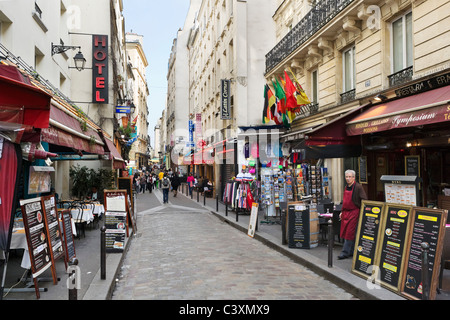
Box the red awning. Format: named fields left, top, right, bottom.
left=346, top=86, right=450, bottom=136
left=103, top=137, right=125, bottom=169
left=41, top=105, right=105, bottom=155
left=0, top=65, right=51, bottom=129
left=305, top=104, right=369, bottom=146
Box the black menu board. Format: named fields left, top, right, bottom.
left=287, top=204, right=310, bottom=249
left=405, top=155, right=420, bottom=176
left=104, top=211, right=126, bottom=253
left=352, top=201, right=385, bottom=279
left=376, top=204, right=412, bottom=292
left=42, top=195, right=65, bottom=269
left=60, top=209, right=76, bottom=264
left=19, top=197, right=54, bottom=298
left=401, top=208, right=448, bottom=300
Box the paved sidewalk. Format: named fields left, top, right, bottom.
left=2, top=184, right=449, bottom=300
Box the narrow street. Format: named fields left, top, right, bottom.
left=112, top=189, right=357, bottom=300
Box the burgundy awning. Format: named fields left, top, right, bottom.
left=346, top=86, right=450, bottom=136
left=0, top=65, right=51, bottom=129
left=41, top=105, right=105, bottom=155
left=103, top=137, right=125, bottom=169
left=305, top=103, right=369, bottom=146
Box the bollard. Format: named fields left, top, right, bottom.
left=101, top=226, right=106, bottom=280
left=328, top=219, right=333, bottom=268
left=197, top=189, right=199, bottom=202
left=203, top=191, right=206, bottom=206
left=235, top=199, right=239, bottom=222
left=68, top=258, right=79, bottom=300
left=225, top=202, right=228, bottom=216
left=281, top=209, right=287, bottom=245
left=421, top=242, right=430, bottom=300
left=216, top=195, right=219, bottom=212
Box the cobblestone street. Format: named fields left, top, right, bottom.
left=112, top=190, right=356, bottom=300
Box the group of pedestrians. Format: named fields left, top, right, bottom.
left=133, top=168, right=181, bottom=204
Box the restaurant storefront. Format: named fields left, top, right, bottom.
left=345, top=79, right=450, bottom=211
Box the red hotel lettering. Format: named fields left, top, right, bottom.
left=93, top=35, right=108, bottom=103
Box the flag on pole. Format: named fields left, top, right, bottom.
left=288, top=67, right=311, bottom=106
left=272, top=79, right=290, bottom=128
left=262, top=84, right=276, bottom=124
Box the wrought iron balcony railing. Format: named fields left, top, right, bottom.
left=388, top=66, right=413, bottom=87
left=265, top=0, right=355, bottom=74
left=340, top=88, right=355, bottom=104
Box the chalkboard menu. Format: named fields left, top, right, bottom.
left=19, top=197, right=54, bottom=298
left=405, top=155, right=420, bottom=177
left=287, top=204, right=310, bottom=249
left=376, top=204, right=412, bottom=292
left=42, top=195, right=64, bottom=278
left=352, top=201, right=385, bottom=279
left=60, top=209, right=76, bottom=264
left=118, top=177, right=134, bottom=213
left=358, top=156, right=368, bottom=184
left=105, top=211, right=126, bottom=253
left=401, top=208, right=448, bottom=300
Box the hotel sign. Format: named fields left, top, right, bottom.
left=221, top=79, right=231, bottom=120
left=93, top=35, right=109, bottom=104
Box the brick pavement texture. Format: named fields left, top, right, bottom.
left=112, top=205, right=356, bottom=300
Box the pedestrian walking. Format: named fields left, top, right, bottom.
left=147, top=174, right=153, bottom=193
left=171, top=173, right=180, bottom=197
left=187, top=173, right=195, bottom=196
left=140, top=174, right=146, bottom=193
left=338, top=169, right=367, bottom=260
left=161, top=173, right=171, bottom=203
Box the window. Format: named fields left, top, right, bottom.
left=392, top=12, right=413, bottom=73
left=343, top=46, right=356, bottom=92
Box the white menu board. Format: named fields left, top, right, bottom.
left=384, top=183, right=417, bottom=206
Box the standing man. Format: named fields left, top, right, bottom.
left=338, top=169, right=367, bottom=260
left=161, top=173, right=171, bottom=204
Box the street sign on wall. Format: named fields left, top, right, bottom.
left=221, top=79, right=231, bottom=120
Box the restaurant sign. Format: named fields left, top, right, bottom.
left=92, top=35, right=109, bottom=104
left=346, top=103, right=450, bottom=136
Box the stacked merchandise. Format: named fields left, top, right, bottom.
left=261, top=167, right=276, bottom=217
left=309, top=165, right=322, bottom=204
left=295, top=164, right=307, bottom=200
left=285, top=169, right=294, bottom=202
left=322, top=167, right=331, bottom=200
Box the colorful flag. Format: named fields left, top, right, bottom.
left=288, top=67, right=311, bottom=106
left=262, top=84, right=275, bottom=124
left=284, top=71, right=298, bottom=110
left=272, top=79, right=289, bottom=128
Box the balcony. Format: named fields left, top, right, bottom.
left=388, top=66, right=413, bottom=87
left=265, top=0, right=355, bottom=74
left=340, top=89, right=355, bottom=104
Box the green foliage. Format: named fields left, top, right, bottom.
left=69, top=164, right=116, bottom=199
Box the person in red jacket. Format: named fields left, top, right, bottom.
left=338, top=169, right=367, bottom=260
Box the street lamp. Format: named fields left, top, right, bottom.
left=51, top=43, right=86, bottom=71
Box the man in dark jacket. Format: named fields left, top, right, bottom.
left=171, top=173, right=180, bottom=197
left=338, top=169, right=367, bottom=260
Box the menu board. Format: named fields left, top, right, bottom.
left=60, top=209, right=76, bottom=264
left=385, top=183, right=417, bottom=206
left=42, top=195, right=64, bottom=268
left=20, top=197, right=54, bottom=298
left=405, top=155, right=420, bottom=177
left=287, top=204, right=310, bottom=249
left=20, top=197, right=53, bottom=276
left=358, top=156, right=368, bottom=184
left=376, top=204, right=412, bottom=292
left=104, top=211, right=126, bottom=253
left=352, top=201, right=385, bottom=279
left=401, top=208, right=448, bottom=300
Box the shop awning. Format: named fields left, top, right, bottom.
left=41, top=104, right=105, bottom=155
left=103, top=137, right=126, bottom=169
left=346, top=86, right=450, bottom=136
left=306, top=104, right=369, bottom=146
left=0, top=65, right=52, bottom=129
